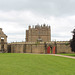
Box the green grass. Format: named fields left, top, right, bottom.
left=0, top=53, right=75, bottom=75
left=59, top=54, right=75, bottom=57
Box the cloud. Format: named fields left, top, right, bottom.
left=0, top=0, right=75, bottom=42
left=0, top=0, right=75, bottom=16
left=0, top=10, right=75, bottom=42
left=0, top=10, right=49, bottom=42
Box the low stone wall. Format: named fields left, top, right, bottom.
left=8, top=41, right=74, bottom=54
left=10, top=43, right=45, bottom=54
left=57, top=44, right=74, bottom=53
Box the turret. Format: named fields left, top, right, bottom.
left=29, top=26, right=31, bottom=30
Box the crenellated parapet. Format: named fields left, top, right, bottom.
left=29, top=24, right=50, bottom=30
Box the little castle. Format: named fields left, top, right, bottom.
left=0, top=24, right=74, bottom=54
left=26, top=24, right=51, bottom=42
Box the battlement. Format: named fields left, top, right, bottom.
left=29, top=24, right=50, bottom=30
left=10, top=41, right=69, bottom=45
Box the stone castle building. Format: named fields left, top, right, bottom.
left=0, top=25, right=74, bottom=54
left=8, top=24, right=74, bottom=54
left=0, top=28, right=7, bottom=53
left=9, top=24, right=74, bottom=54
left=26, top=24, right=51, bottom=42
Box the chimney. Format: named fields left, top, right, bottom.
left=0, top=28, right=2, bottom=31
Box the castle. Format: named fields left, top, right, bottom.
left=0, top=24, right=74, bottom=54
left=26, top=24, right=51, bottom=42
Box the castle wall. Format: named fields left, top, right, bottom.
left=57, top=44, right=74, bottom=53
left=11, top=44, right=24, bottom=53
left=9, top=41, right=74, bottom=54
left=56, top=41, right=74, bottom=53
left=10, top=42, right=45, bottom=54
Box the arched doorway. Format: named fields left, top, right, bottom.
left=47, top=46, right=52, bottom=54
left=47, top=46, right=55, bottom=54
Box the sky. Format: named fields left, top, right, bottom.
left=0, top=0, right=75, bottom=42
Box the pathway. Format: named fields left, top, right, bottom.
left=50, top=54, right=75, bottom=59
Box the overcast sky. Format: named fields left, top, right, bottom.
left=0, top=0, right=75, bottom=42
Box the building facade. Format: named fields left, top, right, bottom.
left=0, top=28, right=7, bottom=53
left=26, top=24, right=51, bottom=42
left=7, top=25, right=74, bottom=54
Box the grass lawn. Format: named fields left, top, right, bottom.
left=59, top=54, right=75, bottom=57
left=0, top=53, right=75, bottom=75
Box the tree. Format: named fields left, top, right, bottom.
left=70, top=29, right=75, bottom=52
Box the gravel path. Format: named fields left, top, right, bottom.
left=50, top=54, right=75, bottom=59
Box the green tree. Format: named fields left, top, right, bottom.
left=70, top=29, right=75, bottom=52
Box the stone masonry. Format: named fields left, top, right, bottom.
left=0, top=28, right=7, bottom=53
left=0, top=25, right=73, bottom=54
left=10, top=41, right=74, bottom=54
left=26, top=24, right=51, bottom=42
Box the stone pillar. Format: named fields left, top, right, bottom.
left=4, top=44, right=7, bottom=52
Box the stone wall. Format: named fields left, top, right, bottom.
left=57, top=44, right=73, bottom=53
left=8, top=41, right=74, bottom=54
left=10, top=42, right=45, bottom=54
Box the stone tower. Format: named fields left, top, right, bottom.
left=26, top=24, right=51, bottom=42
left=0, top=28, right=7, bottom=53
